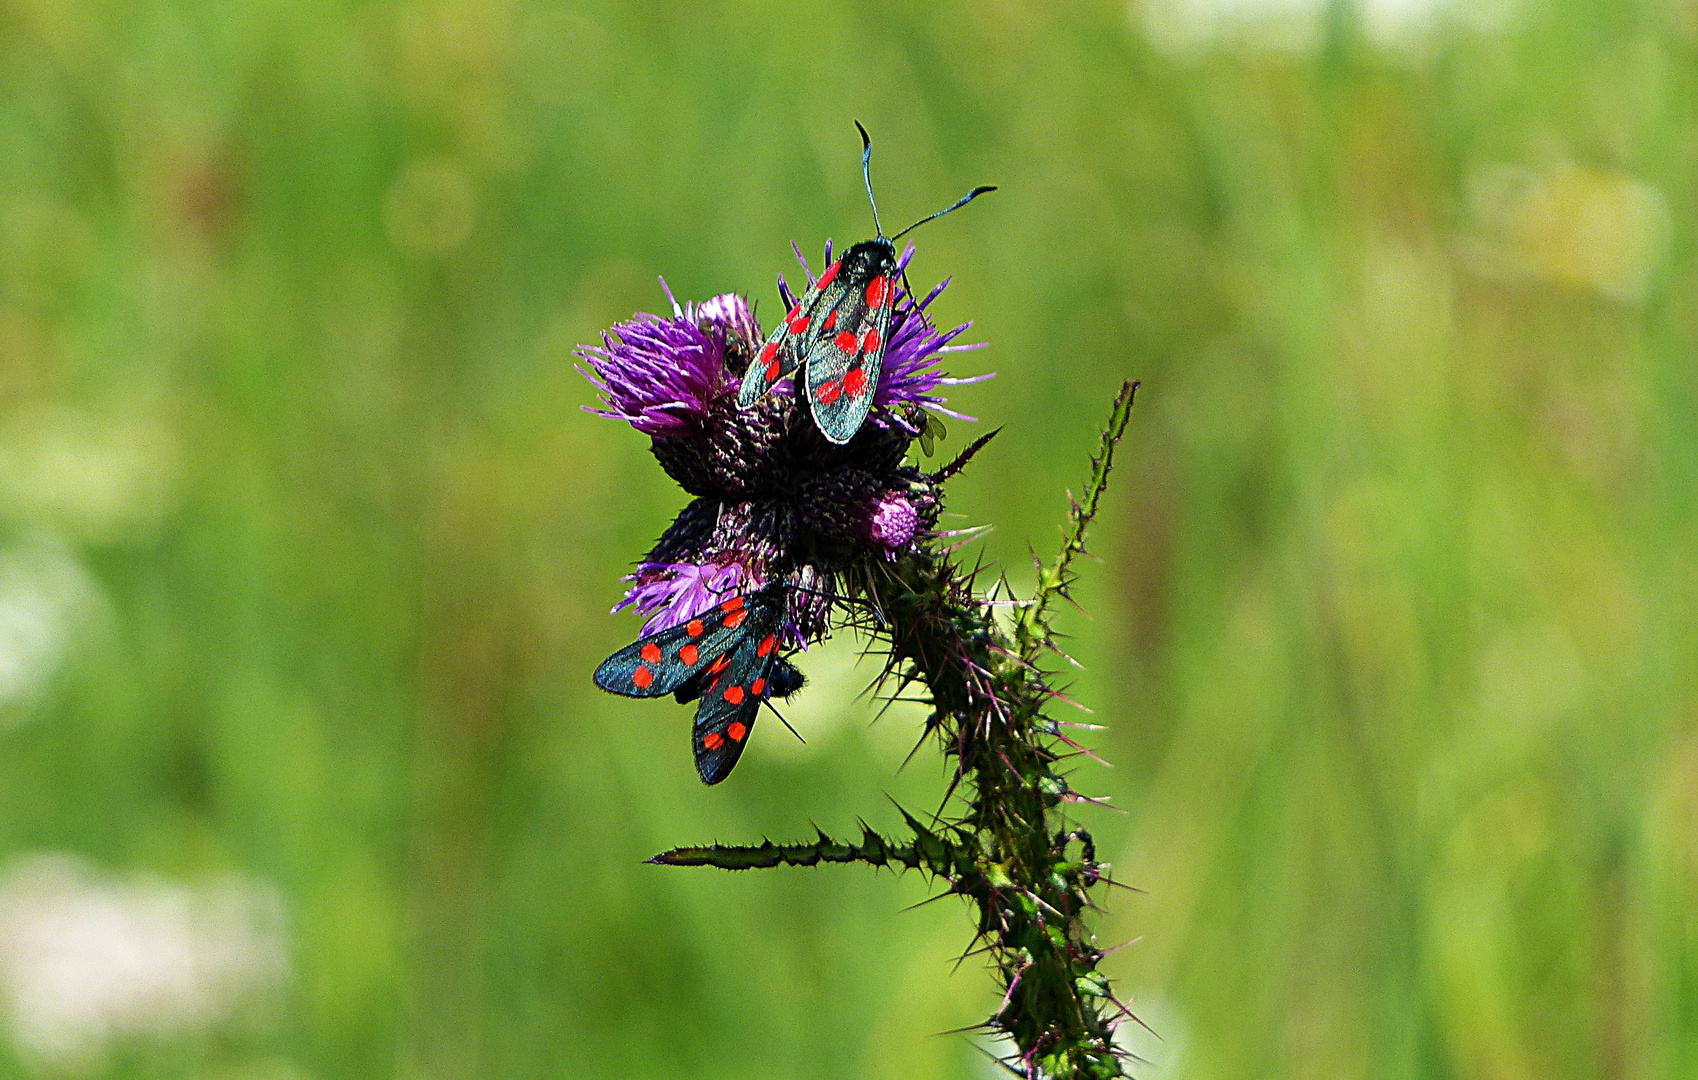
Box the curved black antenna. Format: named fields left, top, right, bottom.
left=855, top=121, right=884, bottom=238
left=891, top=185, right=997, bottom=242
left=762, top=698, right=806, bottom=743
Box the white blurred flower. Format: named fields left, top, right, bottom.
left=0, top=855, right=288, bottom=1068
left=0, top=538, right=102, bottom=720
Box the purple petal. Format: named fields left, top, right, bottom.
left=615, top=561, right=748, bottom=635
left=577, top=286, right=763, bottom=437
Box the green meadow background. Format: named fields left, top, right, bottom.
left=2, top=0, right=1695, bottom=1077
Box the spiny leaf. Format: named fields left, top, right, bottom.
left=1017, top=380, right=1137, bottom=660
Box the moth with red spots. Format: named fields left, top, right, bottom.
left=593, top=583, right=804, bottom=784
left=738, top=122, right=994, bottom=445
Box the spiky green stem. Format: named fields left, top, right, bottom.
left=653, top=382, right=1139, bottom=1079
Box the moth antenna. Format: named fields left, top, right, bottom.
left=763, top=699, right=806, bottom=743
left=855, top=120, right=884, bottom=238
left=891, top=185, right=997, bottom=242
left=863, top=577, right=888, bottom=630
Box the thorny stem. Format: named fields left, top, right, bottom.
left=653, top=381, right=1140, bottom=1079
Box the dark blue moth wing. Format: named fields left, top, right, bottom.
left=803, top=239, right=898, bottom=444
left=738, top=257, right=851, bottom=409
left=673, top=655, right=802, bottom=705
left=690, top=619, right=789, bottom=784
left=593, top=586, right=783, bottom=699
left=593, top=583, right=795, bottom=784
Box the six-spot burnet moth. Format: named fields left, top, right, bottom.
left=593, top=583, right=803, bottom=784
left=737, top=122, right=994, bottom=445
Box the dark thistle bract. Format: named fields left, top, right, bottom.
left=580, top=214, right=1140, bottom=1076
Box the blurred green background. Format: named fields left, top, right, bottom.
left=2, top=0, right=1695, bottom=1077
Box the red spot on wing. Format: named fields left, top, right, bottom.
left=866, top=276, right=888, bottom=308
left=843, top=368, right=867, bottom=398
left=862, top=328, right=881, bottom=356
left=687, top=619, right=704, bottom=637
left=632, top=665, right=653, bottom=689
left=752, top=678, right=766, bottom=696
left=816, top=260, right=841, bottom=289
left=727, top=721, right=748, bottom=741
left=680, top=643, right=699, bottom=665
left=817, top=380, right=841, bottom=404
left=641, top=643, right=662, bottom=663
left=756, top=634, right=775, bottom=657
left=707, top=655, right=731, bottom=677
left=766, top=358, right=781, bottom=381
left=723, top=685, right=745, bottom=705
left=759, top=341, right=778, bottom=365
left=719, top=596, right=745, bottom=612
left=702, top=731, right=724, bottom=750
left=834, top=331, right=859, bottom=353
left=724, top=609, right=747, bottom=629
left=823, top=309, right=838, bottom=331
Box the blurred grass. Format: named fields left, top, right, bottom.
left=1, top=0, right=1696, bottom=1077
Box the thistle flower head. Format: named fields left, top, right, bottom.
left=876, top=271, right=991, bottom=422
left=614, top=560, right=745, bottom=636
left=684, top=291, right=762, bottom=354
left=583, top=243, right=974, bottom=640
left=868, top=492, right=919, bottom=551
left=577, top=282, right=757, bottom=437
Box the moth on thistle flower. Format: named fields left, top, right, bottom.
left=577, top=165, right=993, bottom=783
left=594, top=584, right=803, bottom=784
left=739, top=122, right=994, bottom=445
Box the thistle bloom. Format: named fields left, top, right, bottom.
left=867, top=492, right=919, bottom=551
left=583, top=245, right=982, bottom=644
left=875, top=274, right=992, bottom=421
left=685, top=290, right=762, bottom=351
left=577, top=284, right=757, bottom=436
left=614, top=560, right=746, bottom=636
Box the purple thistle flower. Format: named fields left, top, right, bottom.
left=614, top=560, right=747, bottom=635
left=577, top=282, right=760, bottom=437
left=587, top=247, right=959, bottom=647
left=685, top=290, right=762, bottom=350
left=867, top=492, right=919, bottom=552
left=615, top=555, right=829, bottom=647
left=780, top=242, right=992, bottom=425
